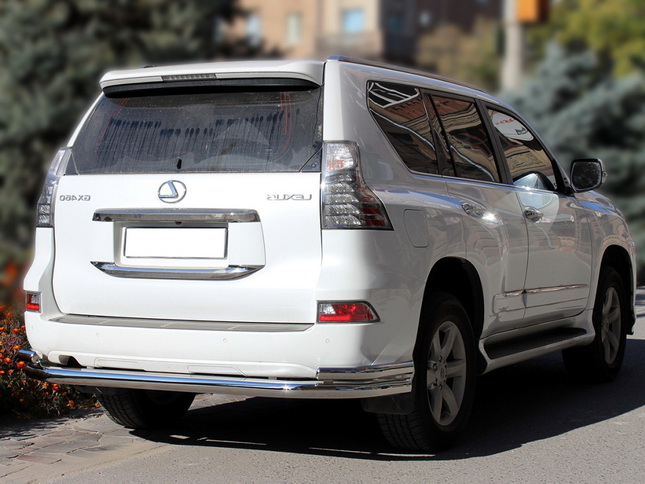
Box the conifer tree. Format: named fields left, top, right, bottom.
left=0, top=0, right=243, bottom=300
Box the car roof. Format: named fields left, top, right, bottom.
left=99, top=56, right=511, bottom=111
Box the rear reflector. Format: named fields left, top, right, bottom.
left=318, top=302, right=379, bottom=323
left=25, top=292, right=41, bottom=312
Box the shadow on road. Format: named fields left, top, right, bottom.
left=133, top=335, right=645, bottom=461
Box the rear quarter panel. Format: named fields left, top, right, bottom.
left=319, top=62, right=469, bottom=362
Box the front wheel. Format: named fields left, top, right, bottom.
left=95, top=389, right=195, bottom=429
left=563, top=266, right=628, bottom=382
left=377, top=293, right=477, bottom=451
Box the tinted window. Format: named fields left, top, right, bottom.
left=368, top=82, right=440, bottom=175
left=69, top=86, right=322, bottom=174
left=488, top=109, right=557, bottom=191
left=433, top=96, right=500, bottom=183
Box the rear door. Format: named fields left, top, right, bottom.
left=429, top=94, right=530, bottom=335
left=52, top=79, right=324, bottom=323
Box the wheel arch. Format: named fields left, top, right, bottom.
left=361, top=257, right=485, bottom=416
left=424, top=257, right=484, bottom=341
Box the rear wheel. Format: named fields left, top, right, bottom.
left=95, top=389, right=195, bottom=429
left=377, top=293, right=477, bottom=451
left=563, top=266, right=628, bottom=382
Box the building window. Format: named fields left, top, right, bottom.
left=419, top=11, right=432, bottom=28
left=213, top=16, right=228, bottom=43
left=342, top=8, right=365, bottom=33
left=246, top=13, right=262, bottom=47
left=387, top=12, right=404, bottom=33
left=286, top=13, right=302, bottom=46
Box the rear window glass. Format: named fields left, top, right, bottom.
left=367, top=81, right=441, bottom=175
left=433, top=96, right=500, bottom=183
left=69, top=84, right=322, bottom=174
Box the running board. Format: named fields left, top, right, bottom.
left=482, top=327, right=591, bottom=373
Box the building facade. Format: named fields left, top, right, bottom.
left=225, top=0, right=503, bottom=72
left=228, top=0, right=383, bottom=60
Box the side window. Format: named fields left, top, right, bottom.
left=367, top=81, right=441, bottom=175
left=433, top=96, right=501, bottom=183
left=488, top=109, right=558, bottom=191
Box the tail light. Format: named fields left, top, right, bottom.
left=318, top=302, right=379, bottom=323
left=36, top=148, right=72, bottom=228
left=321, top=142, right=392, bottom=229
left=25, top=292, right=41, bottom=312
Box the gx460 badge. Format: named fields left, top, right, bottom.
left=59, top=195, right=91, bottom=202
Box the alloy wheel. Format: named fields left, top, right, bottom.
left=426, top=320, right=468, bottom=426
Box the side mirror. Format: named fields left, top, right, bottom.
left=570, top=159, right=606, bottom=192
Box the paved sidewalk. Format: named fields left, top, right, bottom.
left=0, top=394, right=247, bottom=484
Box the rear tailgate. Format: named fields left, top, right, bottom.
left=52, top=173, right=321, bottom=323
left=51, top=77, right=323, bottom=324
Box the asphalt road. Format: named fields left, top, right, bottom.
left=3, top=292, right=644, bottom=483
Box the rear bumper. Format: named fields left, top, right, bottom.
left=18, top=350, right=413, bottom=399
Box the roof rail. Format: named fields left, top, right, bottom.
left=328, top=55, right=485, bottom=93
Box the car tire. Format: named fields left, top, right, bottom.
left=96, top=389, right=195, bottom=429
left=563, top=266, right=628, bottom=383
left=377, top=292, right=477, bottom=451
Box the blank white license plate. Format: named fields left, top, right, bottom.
left=124, top=228, right=227, bottom=259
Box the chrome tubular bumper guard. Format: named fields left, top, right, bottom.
left=18, top=350, right=413, bottom=399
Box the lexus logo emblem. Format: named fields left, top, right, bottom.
left=158, top=180, right=187, bottom=203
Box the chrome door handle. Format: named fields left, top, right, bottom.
left=461, top=202, right=485, bottom=218
left=524, top=207, right=543, bottom=222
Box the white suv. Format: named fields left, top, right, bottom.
left=20, top=57, right=636, bottom=451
